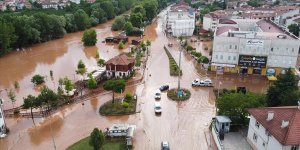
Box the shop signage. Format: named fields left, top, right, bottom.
left=238, top=55, right=267, bottom=68
left=246, top=39, right=264, bottom=47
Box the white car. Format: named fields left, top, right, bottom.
left=155, top=90, right=161, bottom=99
left=192, top=78, right=213, bottom=87
left=154, top=102, right=162, bottom=114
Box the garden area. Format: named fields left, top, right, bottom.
left=99, top=92, right=137, bottom=116
left=164, top=46, right=182, bottom=76
left=67, top=128, right=131, bottom=150
left=167, top=89, right=191, bottom=101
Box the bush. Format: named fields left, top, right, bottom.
left=118, top=41, right=124, bottom=49
left=87, top=74, right=97, bottom=89
left=111, top=16, right=126, bottom=31
left=126, top=27, right=143, bottom=36
left=122, top=102, right=129, bottom=108
left=31, top=74, right=45, bottom=85
left=124, top=93, right=133, bottom=102
left=82, top=29, right=97, bottom=46
left=164, top=46, right=182, bottom=76
left=186, top=45, right=194, bottom=51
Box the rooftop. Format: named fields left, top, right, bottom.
left=215, top=116, right=232, bottom=123
left=105, top=54, right=134, bottom=66
left=170, top=1, right=190, bottom=11
left=248, top=106, right=300, bottom=145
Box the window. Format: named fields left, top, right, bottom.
left=229, top=45, right=232, bottom=49
left=235, top=45, right=237, bottom=49
left=292, top=48, right=295, bottom=52
left=216, top=55, right=218, bottom=59
left=291, top=145, right=299, bottom=150
left=263, top=142, right=266, bottom=147
left=228, top=56, right=231, bottom=60
left=271, top=48, right=273, bottom=52
left=253, top=133, right=257, bottom=142
left=233, top=56, right=236, bottom=61
left=220, top=55, right=223, bottom=60
left=255, top=121, right=260, bottom=128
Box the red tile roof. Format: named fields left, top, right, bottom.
left=106, top=54, right=134, bottom=66
left=248, top=106, right=300, bottom=145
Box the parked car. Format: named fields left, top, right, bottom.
left=192, top=78, right=213, bottom=87
left=161, top=141, right=170, bottom=150
left=154, top=102, right=162, bottom=114
left=155, top=90, right=161, bottom=99
left=106, top=123, right=136, bottom=138
left=159, top=84, right=169, bottom=91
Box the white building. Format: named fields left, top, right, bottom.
left=203, top=10, right=230, bottom=31
left=0, top=98, right=6, bottom=138
left=166, top=2, right=195, bottom=37
left=211, top=19, right=300, bottom=76
left=247, top=106, right=300, bottom=150
left=105, top=54, right=135, bottom=79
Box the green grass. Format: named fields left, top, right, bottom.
left=99, top=98, right=137, bottom=116
left=67, top=137, right=130, bottom=150
left=164, top=46, right=182, bottom=76
left=167, top=88, right=191, bottom=101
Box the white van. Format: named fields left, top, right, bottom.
left=155, top=90, right=161, bottom=99
left=106, top=123, right=136, bottom=138
left=154, top=102, right=162, bottom=114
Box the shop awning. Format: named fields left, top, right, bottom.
left=211, top=63, right=235, bottom=68
left=267, top=75, right=277, bottom=81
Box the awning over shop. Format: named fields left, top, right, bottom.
left=267, top=75, right=277, bottom=81
left=211, top=63, right=235, bottom=68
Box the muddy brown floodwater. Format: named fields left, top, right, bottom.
left=0, top=6, right=271, bottom=150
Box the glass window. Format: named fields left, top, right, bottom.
left=263, top=142, right=266, bottom=147
left=292, top=48, right=295, bottom=52
left=220, top=55, right=223, bottom=60
left=228, top=56, right=231, bottom=60
left=230, top=45, right=232, bottom=49
left=235, top=45, right=237, bottom=49
left=255, top=121, right=260, bottom=128
left=216, top=55, right=218, bottom=59
left=233, top=56, right=236, bottom=60
left=291, top=145, right=299, bottom=150
left=253, top=133, right=257, bottom=142
left=271, top=48, right=273, bottom=52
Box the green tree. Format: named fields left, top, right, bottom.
left=111, top=16, right=126, bottom=31
left=97, top=59, right=106, bottom=67
left=31, top=74, right=45, bottom=85
left=23, top=95, right=37, bottom=122
left=74, top=9, right=91, bottom=30
left=65, top=14, right=78, bottom=32
left=100, top=1, right=115, bottom=19
left=266, top=68, right=300, bottom=106
left=118, top=41, right=125, bottom=49
left=247, top=0, right=260, bottom=7
left=217, top=92, right=266, bottom=125
left=87, top=74, right=98, bottom=89
left=82, top=29, right=97, bottom=46
left=131, top=5, right=146, bottom=19
left=103, top=79, right=126, bottom=102
left=14, top=81, right=20, bottom=89
left=146, top=40, right=151, bottom=46
left=63, top=77, right=74, bottom=95
left=288, top=24, right=299, bottom=37
left=130, top=13, right=143, bottom=28
left=37, top=86, right=58, bottom=110
left=143, top=0, right=158, bottom=21
left=89, top=128, right=105, bottom=150
left=124, top=22, right=134, bottom=35
left=76, top=60, right=87, bottom=77
left=7, top=89, right=16, bottom=112
left=0, top=17, right=16, bottom=56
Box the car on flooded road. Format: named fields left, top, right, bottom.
left=192, top=78, right=213, bottom=87
left=155, top=90, right=161, bottom=99
left=154, top=102, right=162, bottom=114
left=159, top=84, right=169, bottom=91
left=161, top=141, right=170, bottom=150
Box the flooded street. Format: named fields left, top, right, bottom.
left=0, top=7, right=270, bottom=150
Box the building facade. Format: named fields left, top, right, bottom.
left=211, top=19, right=300, bottom=76
left=166, top=2, right=195, bottom=37
left=0, top=98, right=6, bottom=137
left=247, top=107, right=300, bottom=150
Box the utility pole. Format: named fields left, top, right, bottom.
left=49, top=114, right=56, bottom=150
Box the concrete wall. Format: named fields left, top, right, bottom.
left=212, top=123, right=224, bottom=150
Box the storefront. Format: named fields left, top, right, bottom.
left=211, top=63, right=236, bottom=74
left=238, top=55, right=267, bottom=75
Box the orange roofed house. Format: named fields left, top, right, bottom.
left=105, top=54, right=135, bottom=79
left=247, top=106, right=300, bottom=150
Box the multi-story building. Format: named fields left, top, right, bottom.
left=211, top=19, right=300, bottom=76
left=247, top=106, right=300, bottom=150
left=203, top=10, right=230, bottom=31
left=0, top=98, right=6, bottom=138
left=166, top=2, right=195, bottom=37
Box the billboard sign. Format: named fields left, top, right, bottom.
left=246, top=39, right=264, bottom=47
left=238, top=55, right=267, bottom=68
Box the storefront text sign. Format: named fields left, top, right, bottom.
left=238, top=55, right=267, bottom=68
left=246, top=39, right=264, bottom=47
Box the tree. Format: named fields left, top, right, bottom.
left=87, top=74, right=97, bottom=89
left=143, top=0, right=158, bottom=21
left=82, top=29, right=97, bottom=46
left=0, top=17, right=16, bottom=56
left=97, top=59, right=106, bottom=67
left=63, top=77, right=74, bottom=95
left=131, top=5, right=146, bottom=19
left=111, top=16, right=126, bottom=31
left=118, top=41, right=125, bottom=49
left=217, top=92, right=266, bottom=125
left=37, top=86, right=58, bottom=111
left=65, top=14, right=78, bottom=32
left=14, top=81, right=20, bottom=89
left=124, top=22, right=134, bottom=35
left=31, top=74, right=45, bottom=85
left=130, top=13, right=143, bottom=28
left=103, top=79, right=126, bottom=102
left=89, top=128, right=105, bottom=150
left=23, top=95, right=37, bottom=122
left=247, top=0, right=260, bottom=7
left=7, top=89, right=16, bottom=112
left=146, top=40, right=151, bottom=46
left=100, top=1, right=115, bottom=19
left=74, top=9, right=91, bottom=30
left=266, top=68, right=300, bottom=106
left=76, top=60, right=87, bottom=77
left=288, top=24, right=299, bottom=37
